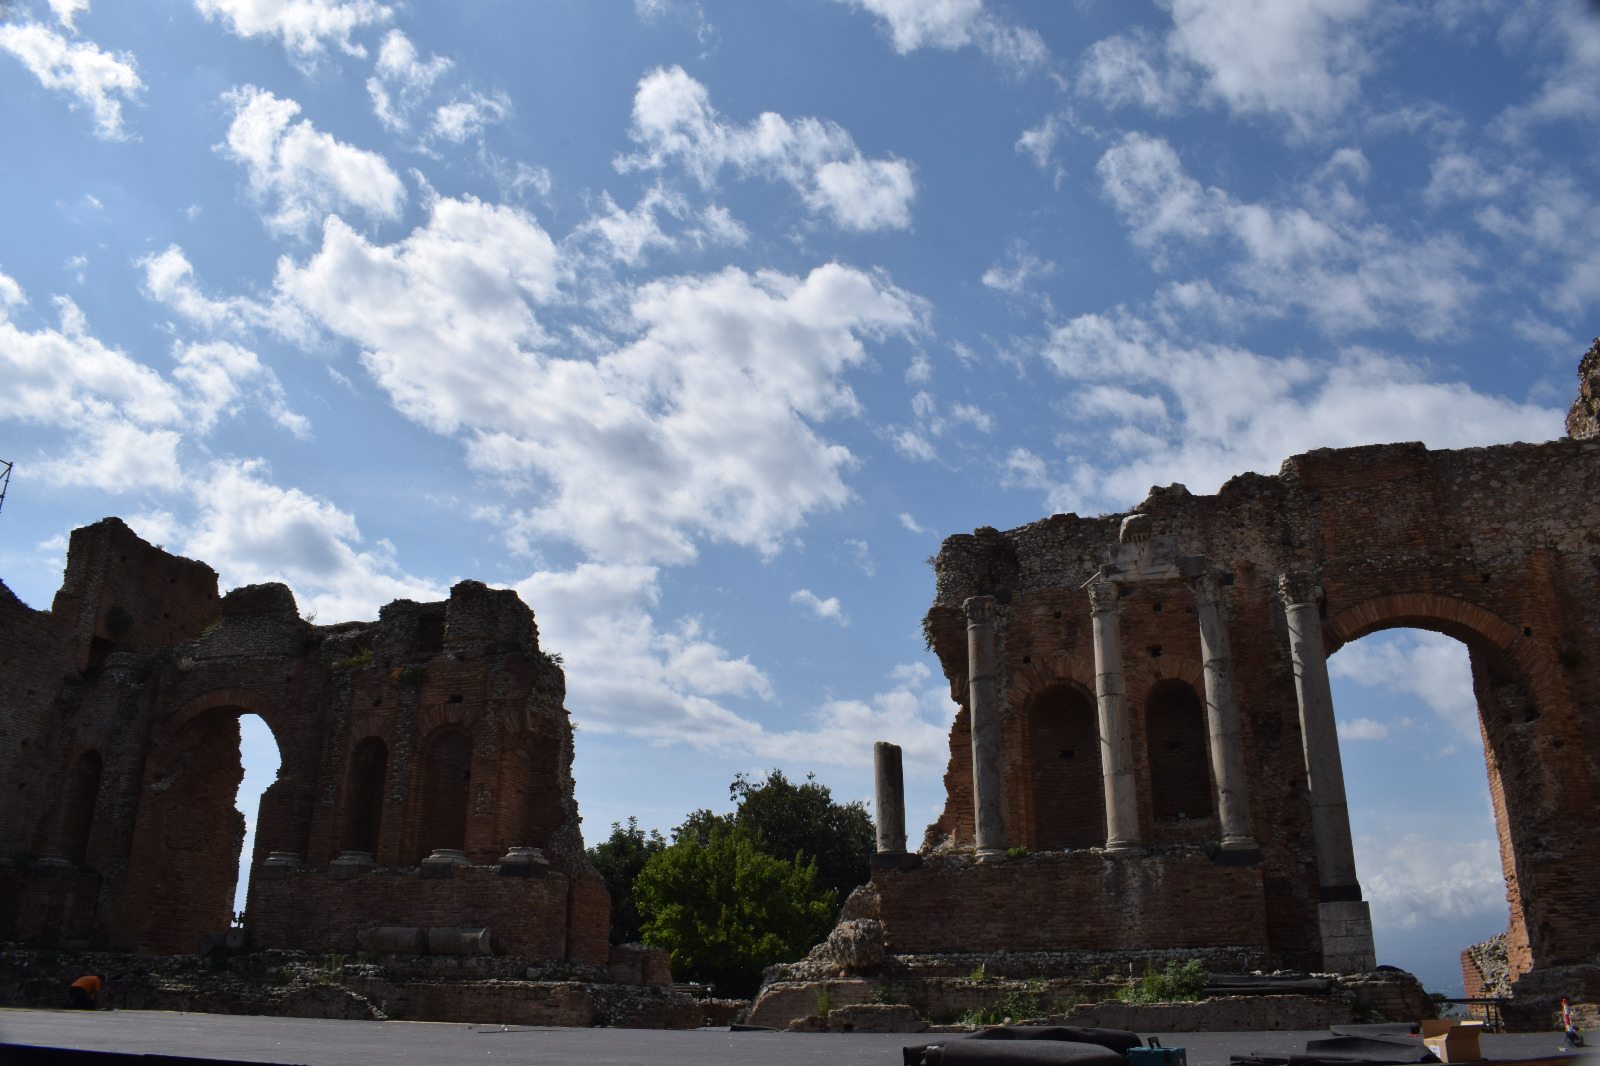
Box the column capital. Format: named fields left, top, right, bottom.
left=1087, top=579, right=1119, bottom=614
left=1278, top=570, right=1320, bottom=607
left=1194, top=571, right=1227, bottom=606
left=963, top=595, right=996, bottom=624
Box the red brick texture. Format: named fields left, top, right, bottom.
left=0, top=518, right=608, bottom=967
left=917, top=438, right=1600, bottom=981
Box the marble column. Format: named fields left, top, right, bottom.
left=1193, top=572, right=1259, bottom=859
left=1089, top=579, right=1141, bottom=853
left=1280, top=571, right=1376, bottom=972
left=873, top=741, right=907, bottom=855
left=965, top=595, right=1006, bottom=862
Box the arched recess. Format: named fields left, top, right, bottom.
left=1142, top=680, right=1213, bottom=823
left=339, top=737, right=388, bottom=856
left=1023, top=682, right=1105, bottom=851
left=117, top=697, right=288, bottom=954
left=419, top=726, right=473, bottom=860
left=1322, top=592, right=1575, bottom=979
left=55, top=749, right=103, bottom=866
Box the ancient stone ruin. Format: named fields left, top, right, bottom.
left=0, top=522, right=714, bottom=1024
left=751, top=348, right=1600, bottom=1032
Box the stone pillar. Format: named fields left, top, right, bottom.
left=965, top=595, right=1006, bottom=862
left=1193, top=572, right=1259, bottom=860
left=1089, top=579, right=1140, bottom=853
left=1280, top=571, right=1376, bottom=972
left=874, top=741, right=907, bottom=855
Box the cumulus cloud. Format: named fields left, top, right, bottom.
left=1078, top=0, right=1387, bottom=135
left=0, top=266, right=308, bottom=492
left=195, top=0, right=391, bottom=64
left=1028, top=310, right=1562, bottom=514
left=0, top=17, right=142, bottom=139
left=1097, top=132, right=1478, bottom=340
left=1357, top=831, right=1506, bottom=930
left=826, top=0, right=1048, bottom=73
left=218, top=85, right=406, bottom=236
left=272, top=194, right=923, bottom=564
left=1338, top=717, right=1390, bottom=741
left=791, top=588, right=849, bottom=625
left=366, top=29, right=451, bottom=132
left=617, top=66, right=915, bottom=232
left=1330, top=630, right=1480, bottom=741
left=183, top=459, right=444, bottom=620
left=428, top=89, right=511, bottom=144
left=139, top=245, right=315, bottom=343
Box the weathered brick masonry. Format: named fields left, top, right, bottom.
left=858, top=349, right=1600, bottom=1017
left=0, top=518, right=608, bottom=967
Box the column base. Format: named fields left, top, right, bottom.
left=1101, top=842, right=1145, bottom=857
left=1319, top=899, right=1377, bottom=973
left=872, top=851, right=922, bottom=872
left=974, top=847, right=1007, bottom=864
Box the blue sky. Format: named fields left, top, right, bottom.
left=4, top=0, right=1597, bottom=993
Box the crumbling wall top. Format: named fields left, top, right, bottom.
left=1568, top=337, right=1600, bottom=440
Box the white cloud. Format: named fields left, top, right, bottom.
left=1338, top=717, right=1389, bottom=741
left=844, top=537, right=875, bottom=576
left=428, top=90, right=511, bottom=144
left=1495, top=0, right=1600, bottom=129
left=1096, top=132, right=1478, bottom=340
left=0, top=18, right=142, bottom=139
left=1330, top=630, right=1480, bottom=741
left=617, top=66, right=916, bottom=232
left=1078, top=0, right=1386, bottom=135
left=218, top=85, right=406, bottom=236
left=272, top=194, right=923, bottom=565
left=982, top=241, right=1057, bottom=296
left=580, top=187, right=682, bottom=267
left=48, top=0, right=90, bottom=32
left=183, top=459, right=444, bottom=621
left=791, top=588, right=849, bottom=625
left=827, top=0, right=1048, bottom=73
left=898, top=512, right=927, bottom=533
left=195, top=0, right=392, bottom=64
left=1033, top=311, right=1563, bottom=515
left=0, top=267, right=309, bottom=492
left=1015, top=114, right=1063, bottom=171
left=894, top=429, right=937, bottom=462
left=1357, top=831, right=1506, bottom=930
left=366, top=29, right=451, bottom=132
left=139, top=245, right=315, bottom=343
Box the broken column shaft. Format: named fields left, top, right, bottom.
left=964, top=595, right=1006, bottom=862
left=873, top=741, right=907, bottom=855
left=1089, top=579, right=1141, bottom=853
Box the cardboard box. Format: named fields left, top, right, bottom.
left=1420, top=1019, right=1484, bottom=1062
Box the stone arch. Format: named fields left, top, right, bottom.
left=1322, top=591, right=1570, bottom=981
left=119, top=698, right=285, bottom=953
left=1018, top=679, right=1104, bottom=851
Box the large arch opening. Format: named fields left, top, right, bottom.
left=339, top=736, right=389, bottom=856
left=56, top=749, right=103, bottom=867
left=1025, top=682, right=1104, bottom=850
left=1328, top=626, right=1512, bottom=996
left=119, top=702, right=284, bottom=953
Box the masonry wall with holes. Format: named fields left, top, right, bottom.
left=908, top=426, right=1600, bottom=980
left=0, top=517, right=607, bottom=966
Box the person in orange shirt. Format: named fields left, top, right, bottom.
left=66, top=973, right=104, bottom=1010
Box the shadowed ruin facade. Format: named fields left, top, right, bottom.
left=814, top=350, right=1600, bottom=1030
left=0, top=519, right=608, bottom=967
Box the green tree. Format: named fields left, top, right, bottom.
left=635, top=826, right=836, bottom=997
left=729, top=769, right=874, bottom=903
left=586, top=817, right=667, bottom=945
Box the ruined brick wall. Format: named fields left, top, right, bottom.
left=1568, top=339, right=1599, bottom=440
left=920, top=436, right=1600, bottom=975
left=0, top=522, right=607, bottom=965
left=869, top=850, right=1268, bottom=957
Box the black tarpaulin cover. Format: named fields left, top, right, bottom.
left=904, top=1026, right=1144, bottom=1066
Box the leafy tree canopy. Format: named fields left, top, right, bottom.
left=635, top=825, right=835, bottom=997
left=674, top=769, right=875, bottom=904
left=587, top=816, right=667, bottom=945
